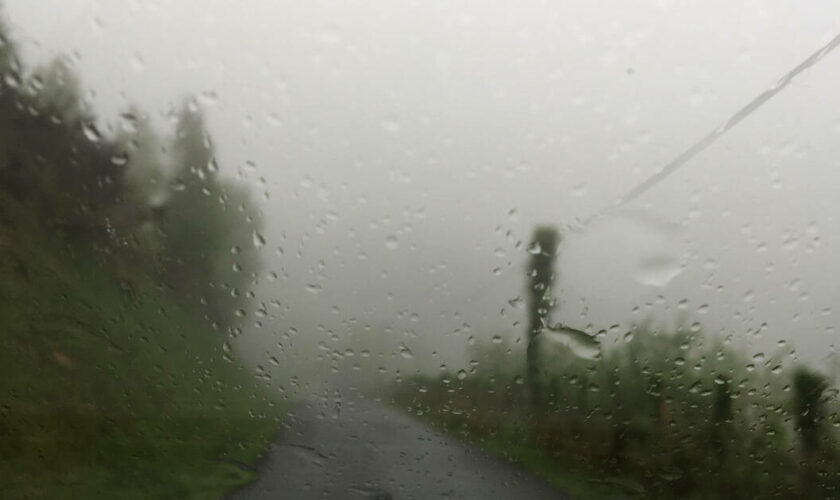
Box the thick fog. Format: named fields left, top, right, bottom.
left=7, top=0, right=840, bottom=391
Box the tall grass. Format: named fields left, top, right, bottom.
left=393, top=323, right=840, bottom=499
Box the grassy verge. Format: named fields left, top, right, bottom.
left=0, top=198, right=284, bottom=499
left=392, top=401, right=633, bottom=500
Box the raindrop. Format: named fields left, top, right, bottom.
left=82, top=122, right=102, bottom=142
left=253, top=231, right=266, bottom=248
left=399, top=343, right=414, bottom=359
left=571, top=184, right=587, bottom=197
left=4, top=71, right=21, bottom=89
left=266, top=112, right=282, bottom=127
left=385, top=235, right=399, bottom=250
left=131, top=53, right=146, bottom=71
left=659, top=467, right=684, bottom=481
left=541, top=323, right=600, bottom=360
left=169, top=178, right=187, bottom=191
left=119, top=113, right=138, bottom=133
left=110, top=153, right=129, bottom=166
left=636, top=255, right=682, bottom=287
left=381, top=117, right=401, bottom=134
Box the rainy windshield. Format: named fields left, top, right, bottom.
left=3, top=2, right=840, bottom=499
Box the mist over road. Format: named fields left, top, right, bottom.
left=230, top=396, right=566, bottom=500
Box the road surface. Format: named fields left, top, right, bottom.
left=229, top=396, right=567, bottom=499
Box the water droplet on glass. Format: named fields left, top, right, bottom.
left=385, top=235, right=399, bottom=250
left=82, top=122, right=102, bottom=142
left=381, top=117, right=401, bottom=134
left=110, top=153, right=129, bottom=166
left=119, top=113, right=138, bottom=133
left=253, top=231, right=266, bottom=248
left=399, top=343, right=414, bottom=359
left=541, top=323, right=600, bottom=360
left=636, top=254, right=682, bottom=287
left=571, top=184, right=587, bottom=197
left=169, top=178, right=187, bottom=191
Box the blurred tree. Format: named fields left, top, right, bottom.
left=710, top=379, right=732, bottom=458
left=793, top=367, right=827, bottom=456
left=109, top=107, right=167, bottom=249
left=28, top=56, right=91, bottom=125
left=0, top=10, right=263, bottom=332
left=0, top=16, right=20, bottom=90
left=525, top=225, right=559, bottom=405
left=792, top=366, right=829, bottom=498
left=158, top=101, right=263, bottom=329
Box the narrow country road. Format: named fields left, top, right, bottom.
left=229, top=396, right=567, bottom=500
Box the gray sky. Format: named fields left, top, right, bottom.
left=6, top=0, right=840, bottom=386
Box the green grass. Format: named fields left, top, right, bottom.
left=479, top=434, right=639, bottom=499
left=392, top=322, right=840, bottom=500
left=0, top=198, right=284, bottom=498
left=398, top=403, right=633, bottom=500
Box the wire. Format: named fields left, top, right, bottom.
left=451, top=29, right=840, bottom=313
left=585, top=30, right=840, bottom=226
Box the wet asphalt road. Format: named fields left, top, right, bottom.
left=229, top=396, right=566, bottom=500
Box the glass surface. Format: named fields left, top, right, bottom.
left=2, top=2, right=840, bottom=498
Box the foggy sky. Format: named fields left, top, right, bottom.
left=6, top=0, right=840, bottom=387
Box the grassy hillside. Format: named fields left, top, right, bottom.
left=0, top=197, right=283, bottom=499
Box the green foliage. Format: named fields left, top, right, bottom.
left=395, top=323, right=840, bottom=499
left=157, top=102, right=263, bottom=328
left=793, top=366, right=829, bottom=456
left=792, top=366, right=831, bottom=499
left=0, top=15, right=281, bottom=498
left=0, top=197, right=283, bottom=498
left=0, top=18, right=263, bottom=329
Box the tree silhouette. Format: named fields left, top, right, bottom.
left=0, top=16, right=262, bottom=331
left=157, top=101, right=263, bottom=328
left=792, top=366, right=829, bottom=498
left=525, top=225, right=559, bottom=405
